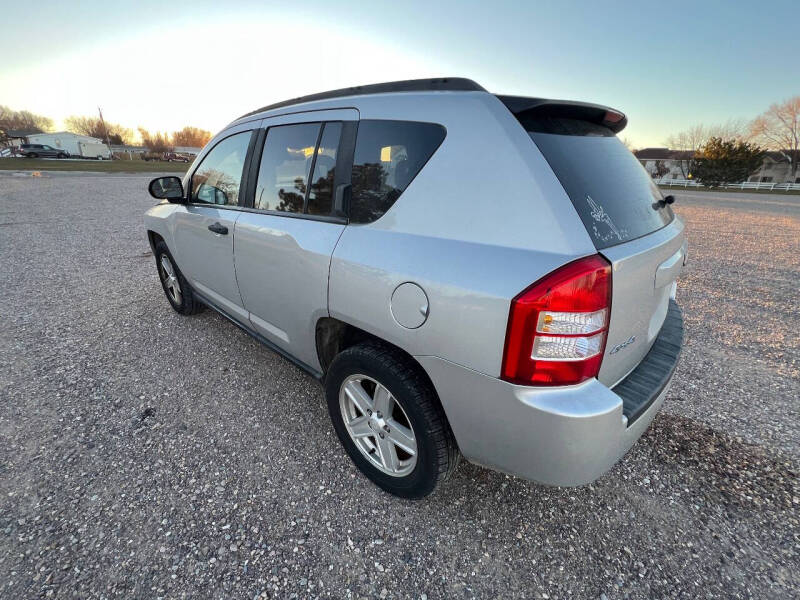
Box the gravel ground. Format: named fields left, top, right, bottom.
left=1, top=175, right=798, bottom=599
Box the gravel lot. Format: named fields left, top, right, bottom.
left=1, top=174, right=798, bottom=599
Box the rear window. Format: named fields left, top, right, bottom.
left=350, top=120, right=445, bottom=224
left=526, top=118, right=673, bottom=249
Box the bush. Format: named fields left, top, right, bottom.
left=693, top=137, right=765, bottom=187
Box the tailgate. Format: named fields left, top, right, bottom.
left=598, top=218, right=686, bottom=386
left=505, top=96, right=688, bottom=388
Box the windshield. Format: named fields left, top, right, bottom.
left=529, top=121, right=673, bottom=249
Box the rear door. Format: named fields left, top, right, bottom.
left=234, top=109, right=357, bottom=370
left=524, top=112, right=686, bottom=387
left=172, top=126, right=256, bottom=321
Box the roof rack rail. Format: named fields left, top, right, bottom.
left=239, top=77, right=486, bottom=119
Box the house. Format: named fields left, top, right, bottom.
left=635, top=147, right=798, bottom=183
left=173, top=145, right=202, bottom=156
left=1, top=129, right=42, bottom=147
left=748, top=151, right=798, bottom=183
left=634, top=148, right=694, bottom=180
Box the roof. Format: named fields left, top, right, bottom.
left=237, top=77, right=629, bottom=134
left=110, top=144, right=146, bottom=152
left=764, top=151, right=791, bottom=163
left=240, top=77, right=486, bottom=119
left=634, top=148, right=696, bottom=160
left=2, top=129, right=42, bottom=137
left=28, top=131, right=98, bottom=138
left=634, top=148, right=792, bottom=162
left=635, top=148, right=675, bottom=160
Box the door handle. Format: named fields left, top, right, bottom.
left=208, top=222, right=228, bottom=235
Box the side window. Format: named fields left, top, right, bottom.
left=190, top=131, right=252, bottom=206
left=349, top=120, right=446, bottom=224
left=255, top=124, right=320, bottom=212
left=307, top=122, right=342, bottom=215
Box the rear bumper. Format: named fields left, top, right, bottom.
left=419, top=300, right=684, bottom=486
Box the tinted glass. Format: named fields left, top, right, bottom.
left=528, top=122, right=673, bottom=249
left=307, top=122, right=342, bottom=215
left=350, top=120, right=446, bottom=224
left=191, top=131, right=252, bottom=206
left=255, top=123, right=320, bottom=212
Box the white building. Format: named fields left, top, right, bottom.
left=26, top=131, right=111, bottom=159
left=635, top=147, right=799, bottom=184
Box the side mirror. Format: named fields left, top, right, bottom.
left=148, top=176, right=185, bottom=202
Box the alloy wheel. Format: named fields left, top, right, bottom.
left=159, top=254, right=182, bottom=305
left=339, top=374, right=418, bottom=477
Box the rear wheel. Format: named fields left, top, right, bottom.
left=28, top=153, right=38, bottom=158
left=325, top=342, right=458, bottom=498
left=154, top=240, right=202, bottom=315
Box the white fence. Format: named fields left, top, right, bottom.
left=656, top=178, right=800, bottom=192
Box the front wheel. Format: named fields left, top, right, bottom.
left=153, top=240, right=202, bottom=315
left=325, top=343, right=459, bottom=498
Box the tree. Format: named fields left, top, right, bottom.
left=171, top=126, right=212, bottom=148
left=620, top=137, right=636, bottom=152
left=0, top=105, right=54, bottom=142
left=664, top=120, right=746, bottom=178
left=692, top=137, right=765, bottom=187
left=138, top=127, right=173, bottom=153
left=750, top=96, right=800, bottom=180
left=653, top=160, right=670, bottom=179
left=64, top=115, right=134, bottom=145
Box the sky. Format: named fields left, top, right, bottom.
left=2, top=0, right=798, bottom=148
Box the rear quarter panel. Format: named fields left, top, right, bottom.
left=329, top=92, right=596, bottom=376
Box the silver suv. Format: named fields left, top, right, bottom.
left=144, top=78, right=686, bottom=498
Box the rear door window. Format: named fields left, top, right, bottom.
left=527, top=119, right=673, bottom=249
left=254, top=122, right=344, bottom=216
left=307, top=122, right=342, bottom=215
left=349, top=120, right=446, bottom=224
left=255, top=123, right=320, bottom=213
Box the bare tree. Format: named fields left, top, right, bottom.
left=708, top=119, right=747, bottom=141
left=620, top=137, right=636, bottom=152
left=665, top=125, right=706, bottom=178
left=171, top=126, right=212, bottom=148
left=653, top=160, right=670, bottom=179
left=0, top=105, right=54, bottom=142
left=663, top=120, right=746, bottom=178
left=64, top=115, right=134, bottom=145
left=138, top=127, right=173, bottom=153
left=750, top=96, right=800, bottom=180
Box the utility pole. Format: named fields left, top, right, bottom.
left=97, top=106, right=113, bottom=160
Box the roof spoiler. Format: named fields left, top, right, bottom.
left=496, top=95, right=628, bottom=134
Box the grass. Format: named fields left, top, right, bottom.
left=0, top=158, right=190, bottom=173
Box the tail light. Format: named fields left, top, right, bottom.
left=501, top=255, right=612, bottom=386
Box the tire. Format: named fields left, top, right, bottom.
left=28, top=153, right=38, bottom=158
left=153, top=240, right=203, bottom=315
left=57, top=153, right=67, bottom=159
left=325, top=342, right=459, bottom=498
